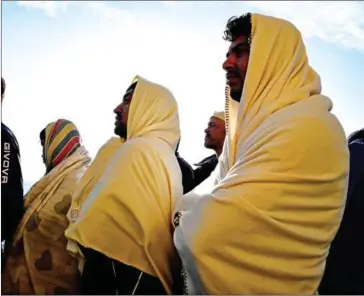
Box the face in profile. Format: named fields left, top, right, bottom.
left=40, top=129, right=46, bottom=164
left=114, top=82, right=137, bottom=139
left=1, top=77, right=6, bottom=102
left=222, top=35, right=250, bottom=102
left=204, top=116, right=226, bottom=151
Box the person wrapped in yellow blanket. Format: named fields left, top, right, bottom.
left=65, top=76, right=183, bottom=295
left=173, top=13, right=349, bottom=295
left=2, top=119, right=91, bottom=295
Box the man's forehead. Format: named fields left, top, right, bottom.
left=228, top=35, right=249, bottom=51
left=123, top=83, right=137, bottom=99
left=209, top=117, right=225, bottom=125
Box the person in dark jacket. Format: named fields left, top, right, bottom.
left=175, top=139, right=195, bottom=194
left=319, top=128, right=364, bottom=295
left=182, top=111, right=226, bottom=194
left=1, top=77, right=24, bottom=269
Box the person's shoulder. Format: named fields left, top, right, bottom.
left=195, top=154, right=217, bottom=166
left=350, top=138, right=364, bottom=146
left=349, top=138, right=364, bottom=155
left=346, top=130, right=363, bottom=166
left=270, top=103, right=347, bottom=148
left=97, top=137, right=124, bottom=153
left=1, top=123, right=20, bottom=148
left=123, top=137, right=158, bottom=152
left=2, top=122, right=10, bottom=137
left=348, top=128, right=364, bottom=143
left=176, top=154, right=193, bottom=171
left=112, top=138, right=160, bottom=163
left=256, top=104, right=349, bottom=172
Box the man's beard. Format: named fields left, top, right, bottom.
left=230, top=88, right=243, bottom=102
left=114, top=123, right=127, bottom=139
left=204, top=137, right=216, bottom=150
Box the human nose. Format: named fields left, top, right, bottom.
left=114, top=103, right=123, bottom=114
left=222, top=55, right=235, bottom=71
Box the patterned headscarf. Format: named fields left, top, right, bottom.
left=44, top=119, right=81, bottom=173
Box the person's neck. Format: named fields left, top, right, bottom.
left=215, top=147, right=222, bottom=157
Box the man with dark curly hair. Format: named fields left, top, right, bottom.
left=174, top=13, right=349, bottom=295
left=222, top=14, right=252, bottom=102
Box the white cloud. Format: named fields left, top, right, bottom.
left=17, top=1, right=71, bottom=17
left=87, top=2, right=135, bottom=25
left=245, top=1, right=364, bottom=52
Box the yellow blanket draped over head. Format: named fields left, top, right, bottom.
left=3, top=120, right=91, bottom=295
left=65, top=76, right=183, bottom=294
left=174, top=13, right=349, bottom=295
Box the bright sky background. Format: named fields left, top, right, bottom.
left=1, top=1, right=363, bottom=194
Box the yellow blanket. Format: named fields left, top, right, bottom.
left=67, top=137, right=124, bottom=222
left=2, top=146, right=91, bottom=295
left=174, top=14, right=349, bottom=294
left=65, top=76, right=183, bottom=294
left=66, top=137, right=124, bottom=271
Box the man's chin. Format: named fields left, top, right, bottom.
left=204, top=141, right=213, bottom=149
left=114, top=125, right=127, bottom=139
left=114, top=126, right=119, bottom=136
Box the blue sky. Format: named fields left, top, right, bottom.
left=2, top=1, right=363, bottom=193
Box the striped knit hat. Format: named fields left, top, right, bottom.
left=44, top=119, right=81, bottom=172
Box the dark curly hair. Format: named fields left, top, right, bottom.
left=223, top=13, right=252, bottom=43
